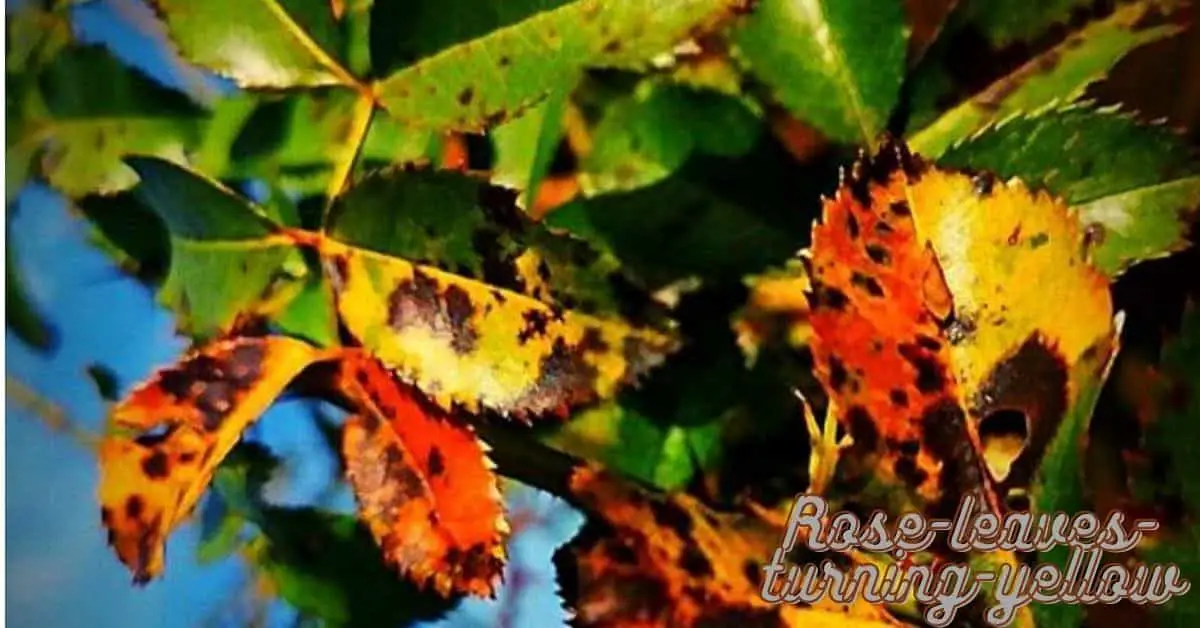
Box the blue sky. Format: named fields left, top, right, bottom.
left=6, top=1, right=582, bottom=625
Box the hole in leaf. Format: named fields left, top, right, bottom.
left=979, top=408, right=1029, bottom=482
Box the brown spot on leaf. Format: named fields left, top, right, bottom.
left=457, top=87, right=475, bottom=106
left=141, top=451, right=169, bottom=479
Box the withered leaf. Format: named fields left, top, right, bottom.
left=338, top=351, right=508, bottom=598
left=98, top=335, right=322, bottom=582
left=555, top=465, right=901, bottom=627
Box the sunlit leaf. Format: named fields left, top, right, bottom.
left=338, top=352, right=507, bottom=597
left=150, top=0, right=359, bottom=88
left=8, top=43, right=205, bottom=197
left=324, top=242, right=677, bottom=418
left=730, top=0, right=908, bottom=145
left=941, top=104, right=1200, bottom=276
left=373, top=0, right=749, bottom=132
left=98, top=336, right=322, bottom=582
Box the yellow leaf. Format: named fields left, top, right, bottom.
left=325, top=244, right=678, bottom=418
left=98, top=336, right=322, bottom=582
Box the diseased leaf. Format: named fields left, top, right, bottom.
left=7, top=42, right=206, bottom=197
left=555, top=464, right=902, bottom=626
left=729, top=0, right=908, bottom=145
left=805, top=141, right=997, bottom=515
left=337, top=352, right=507, bottom=598
left=98, top=336, right=322, bottom=583
left=373, top=0, right=750, bottom=132
left=732, top=261, right=813, bottom=365
left=127, top=156, right=307, bottom=337
left=327, top=167, right=666, bottom=324
left=1029, top=316, right=1121, bottom=628
left=150, top=0, right=358, bottom=88
left=804, top=140, right=1118, bottom=519
left=955, top=0, right=1097, bottom=47
left=323, top=242, right=677, bottom=418
left=908, top=2, right=1183, bottom=158
left=941, top=104, right=1200, bottom=276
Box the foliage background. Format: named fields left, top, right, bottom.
left=5, top=0, right=1200, bottom=627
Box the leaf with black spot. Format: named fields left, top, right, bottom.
left=554, top=465, right=901, bottom=626
left=337, top=352, right=507, bottom=598
left=324, top=233, right=678, bottom=418
left=372, top=0, right=752, bottom=133
left=939, top=103, right=1200, bottom=277
left=98, top=336, right=322, bottom=583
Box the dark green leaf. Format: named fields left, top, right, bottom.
left=940, top=104, right=1200, bottom=276
left=6, top=240, right=58, bottom=353
left=730, top=0, right=908, bottom=145
left=955, top=0, right=1097, bottom=47
left=909, top=1, right=1182, bottom=158
left=328, top=167, right=664, bottom=323
left=546, top=145, right=825, bottom=289
left=75, top=191, right=171, bottom=284
left=85, top=363, right=122, bottom=402
left=579, top=81, right=762, bottom=194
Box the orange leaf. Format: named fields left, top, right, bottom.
left=555, top=465, right=901, bottom=627
left=98, top=336, right=322, bottom=582
left=338, top=351, right=508, bottom=598
left=805, top=139, right=999, bottom=517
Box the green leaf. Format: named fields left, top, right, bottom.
left=270, top=256, right=339, bottom=347
left=1030, top=322, right=1122, bottom=628
left=546, top=147, right=822, bottom=289
left=729, top=0, right=908, bottom=145
left=579, top=81, right=761, bottom=195
left=84, top=363, right=122, bottom=402
left=491, top=83, right=570, bottom=207
left=7, top=44, right=207, bottom=198
left=909, top=1, right=1182, bottom=158
left=6, top=240, right=58, bottom=353
left=151, top=0, right=358, bottom=88
left=954, top=0, right=1094, bottom=47
left=939, top=104, right=1200, bottom=276
left=75, top=191, right=171, bottom=284
left=373, top=0, right=747, bottom=132
left=249, top=508, right=457, bottom=627
left=226, top=90, right=434, bottom=196
left=327, top=167, right=664, bottom=323
left=547, top=400, right=717, bottom=491
left=1139, top=309, right=1200, bottom=625
left=127, top=156, right=305, bottom=338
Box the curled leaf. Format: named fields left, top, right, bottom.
left=338, top=352, right=507, bottom=598
left=98, top=336, right=321, bottom=583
